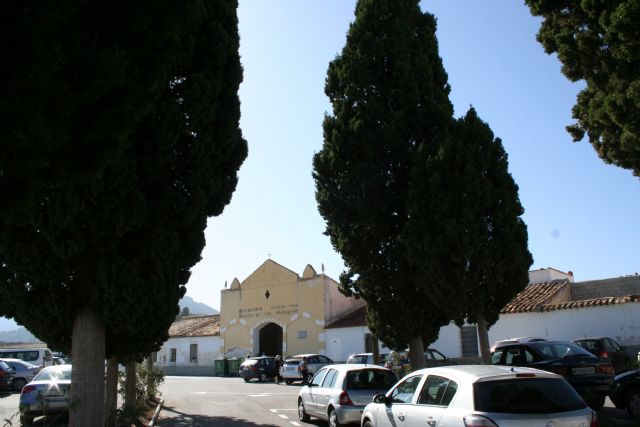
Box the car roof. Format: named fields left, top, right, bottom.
left=0, top=358, right=37, bottom=365
left=574, top=337, right=606, bottom=341
left=317, top=363, right=392, bottom=372
left=410, top=365, right=560, bottom=382
left=38, top=364, right=72, bottom=373
left=286, top=353, right=322, bottom=359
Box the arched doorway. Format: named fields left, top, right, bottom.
left=259, top=323, right=283, bottom=357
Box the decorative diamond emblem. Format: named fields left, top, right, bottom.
left=265, top=289, right=270, bottom=299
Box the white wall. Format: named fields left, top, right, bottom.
left=325, top=326, right=390, bottom=363
left=488, top=303, right=640, bottom=346
left=529, top=268, right=573, bottom=284
left=432, top=302, right=640, bottom=358
left=157, top=336, right=223, bottom=366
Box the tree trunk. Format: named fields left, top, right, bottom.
left=146, top=355, right=154, bottom=401
left=476, top=313, right=491, bottom=364
left=409, top=336, right=426, bottom=371
left=104, top=357, right=119, bottom=427
left=69, top=308, right=105, bottom=427
left=372, top=336, right=380, bottom=365
left=125, top=361, right=137, bottom=410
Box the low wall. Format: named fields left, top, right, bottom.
left=158, top=365, right=215, bottom=376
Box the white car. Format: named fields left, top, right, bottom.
left=282, top=354, right=334, bottom=384
left=361, top=365, right=597, bottom=427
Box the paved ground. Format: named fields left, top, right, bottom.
left=0, top=376, right=636, bottom=426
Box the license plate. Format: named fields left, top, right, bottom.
left=572, top=367, right=595, bottom=375
left=286, top=366, right=296, bottom=371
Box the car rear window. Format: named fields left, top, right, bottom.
left=575, top=340, right=600, bottom=351
left=529, top=342, right=593, bottom=359
left=348, top=355, right=368, bottom=364
left=34, top=368, right=71, bottom=381
left=241, top=359, right=258, bottom=366
left=285, top=359, right=300, bottom=365
left=474, top=378, right=587, bottom=413
left=346, top=369, right=397, bottom=390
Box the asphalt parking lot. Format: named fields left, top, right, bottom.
left=0, top=376, right=637, bottom=426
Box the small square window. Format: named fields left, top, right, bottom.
left=297, top=330, right=308, bottom=339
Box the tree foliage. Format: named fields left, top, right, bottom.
left=526, top=0, right=640, bottom=176
left=0, top=0, right=246, bottom=423
left=313, top=0, right=453, bottom=356
left=403, top=108, right=532, bottom=330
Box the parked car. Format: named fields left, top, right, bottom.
left=282, top=354, right=334, bottom=384
left=0, top=360, right=14, bottom=391
left=238, top=356, right=277, bottom=382
left=424, top=348, right=457, bottom=368
left=491, top=340, right=614, bottom=409
left=0, top=348, right=53, bottom=367
left=346, top=353, right=388, bottom=366
left=1, top=358, right=40, bottom=391
left=574, top=336, right=631, bottom=373
left=19, top=364, right=72, bottom=425
left=608, top=369, right=640, bottom=420
left=490, top=337, right=547, bottom=352
left=297, top=364, right=397, bottom=426
left=361, top=365, right=598, bottom=427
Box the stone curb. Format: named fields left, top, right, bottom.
left=147, top=398, right=164, bottom=427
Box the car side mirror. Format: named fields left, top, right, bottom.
left=307, top=382, right=316, bottom=387
left=373, top=394, right=390, bottom=405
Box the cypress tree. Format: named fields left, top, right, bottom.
left=403, top=108, right=532, bottom=363
left=526, top=0, right=640, bottom=176
left=0, top=1, right=247, bottom=425
left=313, top=0, right=453, bottom=368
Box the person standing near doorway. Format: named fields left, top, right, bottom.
left=299, top=356, right=309, bottom=384
left=274, top=355, right=282, bottom=384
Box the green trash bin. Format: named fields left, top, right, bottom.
left=227, top=358, right=243, bottom=377
left=215, top=358, right=228, bottom=377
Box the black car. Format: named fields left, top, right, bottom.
left=0, top=360, right=14, bottom=391
left=609, top=369, right=640, bottom=420
left=574, top=337, right=631, bottom=373
left=491, top=340, right=614, bottom=409
left=239, top=356, right=277, bottom=382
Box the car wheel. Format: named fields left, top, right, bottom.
left=285, top=379, right=293, bottom=385
left=20, top=414, right=34, bottom=425
left=588, top=394, right=606, bottom=410
left=627, top=390, right=640, bottom=420
left=298, top=398, right=310, bottom=422
left=243, top=378, right=250, bottom=382
left=362, top=419, right=374, bottom=427
left=329, top=408, right=342, bottom=427
left=12, top=378, right=26, bottom=392
left=259, top=372, right=268, bottom=382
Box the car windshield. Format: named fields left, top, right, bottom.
left=346, top=369, right=397, bottom=390
left=529, top=342, right=593, bottom=359
left=575, top=340, right=600, bottom=351
left=348, top=355, right=368, bottom=364
left=474, top=378, right=587, bottom=413
left=34, top=368, right=71, bottom=382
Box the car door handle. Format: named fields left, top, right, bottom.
left=398, top=412, right=405, bottom=421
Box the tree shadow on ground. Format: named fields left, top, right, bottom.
left=156, top=406, right=325, bottom=427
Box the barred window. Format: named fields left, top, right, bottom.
left=460, top=325, right=479, bottom=358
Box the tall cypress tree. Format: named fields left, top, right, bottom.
left=526, top=0, right=640, bottom=176
left=403, top=108, right=532, bottom=363
left=0, top=1, right=246, bottom=425
left=313, top=0, right=454, bottom=368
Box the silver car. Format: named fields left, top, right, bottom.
left=0, top=358, right=41, bottom=391
left=298, top=364, right=397, bottom=427
left=19, top=365, right=71, bottom=425
left=361, top=365, right=597, bottom=427
left=282, top=354, right=334, bottom=384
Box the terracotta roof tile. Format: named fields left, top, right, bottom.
left=541, top=295, right=640, bottom=312
left=500, top=280, right=569, bottom=314
left=325, top=306, right=367, bottom=329
left=168, top=314, right=220, bottom=337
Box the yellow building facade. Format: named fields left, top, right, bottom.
left=220, top=259, right=363, bottom=358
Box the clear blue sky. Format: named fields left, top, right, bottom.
left=185, top=0, right=640, bottom=311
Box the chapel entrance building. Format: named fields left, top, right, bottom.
left=219, top=259, right=364, bottom=358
